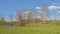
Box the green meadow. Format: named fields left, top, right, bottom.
left=0, top=23, right=60, bottom=34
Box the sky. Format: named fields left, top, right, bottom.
left=0, top=0, right=60, bottom=21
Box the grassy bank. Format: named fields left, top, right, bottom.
left=0, top=23, right=60, bottom=34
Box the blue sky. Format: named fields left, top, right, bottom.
left=0, top=0, right=60, bottom=21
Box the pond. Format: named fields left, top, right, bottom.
left=0, top=25, right=16, bottom=28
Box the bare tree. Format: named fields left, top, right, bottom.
left=9, top=13, right=13, bottom=25
left=27, top=10, right=33, bottom=23
left=16, top=10, right=25, bottom=26
left=0, top=15, right=5, bottom=25
left=53, top=16, right=56, bottom=24
left=41, top=5, right=49, bottom=24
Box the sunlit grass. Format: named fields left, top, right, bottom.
left=0, top=23, right=60, bottom=34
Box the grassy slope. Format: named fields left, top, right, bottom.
left=0, top=23, right=60, bottom=34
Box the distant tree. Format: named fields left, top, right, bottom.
left=41, top=5, right=49, bottom=24
left=0, top=15, right=5, bottom=25
left=53, top=16, right=56, bottom=24
left=27, top=10, right=33, bottom=23
left=9, top=13, right=13, bottom=25
left=16, top=10, right=25, bottom=26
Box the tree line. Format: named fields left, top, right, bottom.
left=0, top=5, right=58, bottom=26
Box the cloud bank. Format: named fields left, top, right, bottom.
left=35, top=5, right=60, bottom=10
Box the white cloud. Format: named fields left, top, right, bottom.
left=5, top=16, right=8, bottom=18
left=4, top=16, right=10, bottom=22
left=57, top=6, right=60, bottom=9
left=48, top=5, right=57, bottom=10
left=37, top=16, right=41, bottom=19
left=57, top=11, right=60, bottom=13
left=35, top=7, right=41, bottom=9
left=52, top=2, right=57, bottom=4
left=24, top=11, right=29, bottom=14
left=48, top=5, right=60, bottom=10
left=36, top=5, right=60, bottom=10
left=35, top=7, right=41, bottom=13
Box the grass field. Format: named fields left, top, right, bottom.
left=0, top=23, right=60, bottom=34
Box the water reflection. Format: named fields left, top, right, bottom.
left=0, top=25, right=16, bottom=28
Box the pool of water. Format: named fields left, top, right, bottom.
left=0, top=25, right=16, bottom=28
